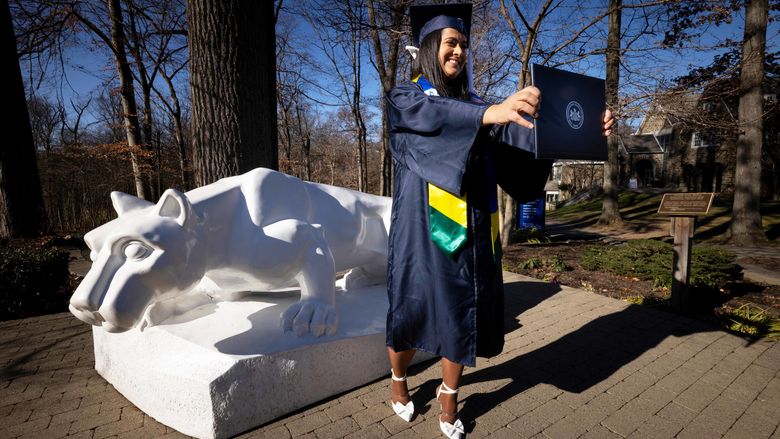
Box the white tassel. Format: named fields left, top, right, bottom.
left=405, top=45, right=419, bottom=60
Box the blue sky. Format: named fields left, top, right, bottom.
left=22, top=1, right=779, bottom=134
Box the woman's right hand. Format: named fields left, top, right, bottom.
left=482, top=86, right=541, bottom=129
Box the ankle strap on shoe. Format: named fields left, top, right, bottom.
left=391, top=368, right=407, bottom=382
left=439, top=382, right=458, bottom=394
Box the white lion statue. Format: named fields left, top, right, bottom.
left=69, top=168, right=391, bottom=337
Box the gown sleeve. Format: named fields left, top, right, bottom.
left=490, top=121, right=553, bottom=203
left=386, top=81, right=489, bottom=195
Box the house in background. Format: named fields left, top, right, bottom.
left=544, top=160, right=604, bottom=208
left=623, top=91, right=737, bottom=194
left=619, top=132, right=666, bottom=188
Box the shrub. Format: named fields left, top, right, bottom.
left=690, top=247, right=742, bottom=289
left=510, top=227, right=550, bottom=244
left=581, top=239, right=739, bottom=290
left=520, top=255, right=569, bottom=272
left=624, top=295, right=669, bottom=308
left=718, top=304, right=779, bottom=338
left=581, top=240, right=671, bottom=287
left=0, top=245, right=70, bottom=320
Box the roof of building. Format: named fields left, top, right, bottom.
left=621, top=134, right=663, bottom=154
left=636, top=91, right=700, bottom=135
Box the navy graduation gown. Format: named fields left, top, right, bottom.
left=385, top=81, right=552, bottom=367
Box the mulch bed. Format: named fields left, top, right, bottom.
left=503, top=240, right=780, bottom=320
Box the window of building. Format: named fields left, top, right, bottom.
left=545, top=192, right=559, bottom=209
left=551, top=165, right=562, bottom=182
left=691, top=131, right=717, bottom=148
left=655, top=134, right=671, bottom=151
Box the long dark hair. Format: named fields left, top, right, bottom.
left=411, top=29, right=470, bottom=100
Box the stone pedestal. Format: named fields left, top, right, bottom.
left=92, top=286, right=425, bottom=439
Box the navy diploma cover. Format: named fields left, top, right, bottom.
left=531, top=64, right=608, bottom=161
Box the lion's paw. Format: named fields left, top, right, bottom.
left=280, top=299, right=338, bottom=337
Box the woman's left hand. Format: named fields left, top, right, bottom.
left=603, top=109, right=615, bottom=136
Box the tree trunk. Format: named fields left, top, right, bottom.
left=497, top=0, right=555, bottom=246
left=499, top=61, right=532, bottom=246
left=0, top=0, right=48, bottom=238
left=348, top=6, right=367, bottom=193
left=161, top=69, right=190, bottom=190
left=726, top=0, right=768, bottom=244
left=367, top=0, right=404, bottom=196
left=379, top=112, right=393, bottom=196
left=280, top=102, right=293, bottom=171
left=188, top=0, right=278, bottom=187
left=597, top=0, right=623, bottom=226
left=294, top=104, right=312, bottom=181
left=126, top=4, right=156, bottom=198
left=304, top=136, right=312, bottom=181
left=108, top=0, right=147, bottom=200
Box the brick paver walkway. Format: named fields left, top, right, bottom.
left=1, top=272, right=778, bottom=438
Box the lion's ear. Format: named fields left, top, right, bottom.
left=111, top=191, right=154, bottom=216
left=154, top=189, right=193, bottom=227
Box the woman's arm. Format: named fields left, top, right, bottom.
left=484, top=87, right=615, bottom=134
left=386, top=82, right=489, bottom=194
left=482, top=86, right=540, bottom=128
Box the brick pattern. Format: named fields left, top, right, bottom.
left=1, top=273, right=779, bottom=438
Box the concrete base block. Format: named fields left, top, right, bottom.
left=92, top=286, right=428, bottom=439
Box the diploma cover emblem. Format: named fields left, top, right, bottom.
left=566, top=101, right=584, bottom=130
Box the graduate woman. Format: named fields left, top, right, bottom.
left=384, top=4, right=614, bottom=438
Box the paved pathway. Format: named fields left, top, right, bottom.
left=711, top=245, right=780, bottom=286
left=1, top=273, right=778, bottom=438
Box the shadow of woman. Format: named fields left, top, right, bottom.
left=454, top=304, right=720, bottom=431
left=501, top=279, right=563, bottom=330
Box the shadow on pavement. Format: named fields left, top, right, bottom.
left=502, top=280, right=562, bottom=333
left=405, top=280, right=563, bottom=417
left=455, top=303, right=718, bottom=431
left=0, top=326, right=86, bottom=381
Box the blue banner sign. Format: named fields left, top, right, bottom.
left=517, top=198, right=545, bottom=231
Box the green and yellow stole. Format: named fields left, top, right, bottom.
left=412, top=75, right=501, bottom=261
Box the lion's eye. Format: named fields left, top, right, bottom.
left=123, top=242, right=151, bottom=261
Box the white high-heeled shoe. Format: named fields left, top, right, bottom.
left=390, top=368, right=414, bottom=422
left=436, top=382, right=465, bottom=439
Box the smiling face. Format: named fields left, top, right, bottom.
left=438, top=27, right=468, bottom=79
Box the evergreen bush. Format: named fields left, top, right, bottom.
left=581, top=239, right=739, bottom=290
left=0, top=246, right=70, bottom=320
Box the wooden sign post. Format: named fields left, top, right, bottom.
left=657, top=193, right=715, bottom=311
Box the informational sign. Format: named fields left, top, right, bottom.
left=657, top=193, right=715, bottom=216
left=518, top=198, right=545, bottom=231
left=656, top=192, right=715, bottom=311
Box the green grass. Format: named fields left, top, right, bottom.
left=549, top=191, right=663, bottom=222
left=547, top=191, right=780, bottom=243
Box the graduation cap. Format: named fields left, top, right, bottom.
left=409, top=3, right=472, bottom=47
